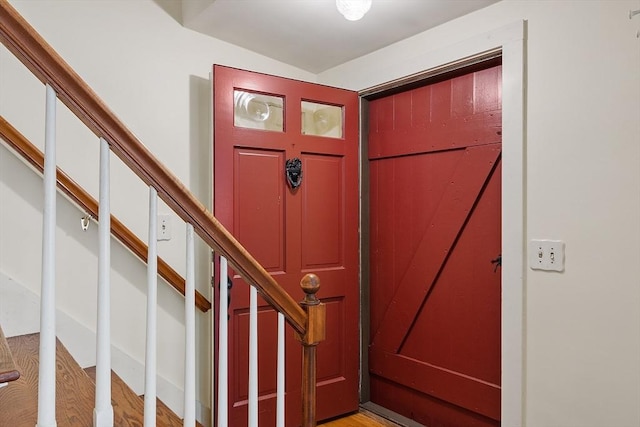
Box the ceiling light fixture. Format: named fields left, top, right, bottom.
left=336, top=0, right=372, bottom=21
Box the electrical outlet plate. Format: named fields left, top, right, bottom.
left=529, top=239, right=565, bottom=272
left=158, top=214, right=172, bottom=241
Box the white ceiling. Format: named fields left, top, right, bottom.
left=179, top=0, right=499, bottom=73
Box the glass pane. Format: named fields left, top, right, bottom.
left=234, top=90, right=284, bottom=132
left=301, top=101, right=343, bottom=138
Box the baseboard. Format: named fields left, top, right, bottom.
left=0, top=271, right=211, bottom=426
left=360, top=401, right=426, bottom=427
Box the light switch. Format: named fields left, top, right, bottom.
left=158, top=214, right=172, bottom=241
left=529, top=239, right=565, bottom=272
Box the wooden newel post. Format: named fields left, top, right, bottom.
left=297, top=273, right=326, bottom=427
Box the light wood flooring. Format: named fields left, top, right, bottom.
left=320, top=408, right=401, bottom=426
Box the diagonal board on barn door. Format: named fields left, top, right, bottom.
left=370, top=143, right=501, bottom=354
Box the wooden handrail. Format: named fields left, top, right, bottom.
left=0, top=116, right=211, bottom=312
left=0, top=0, right=306, bottom=333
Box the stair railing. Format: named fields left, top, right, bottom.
left=0, top=2, right=325, bottom=427
left=0, top=116, right=211, bottom=313
left=1, top=116, right=212, bottom=424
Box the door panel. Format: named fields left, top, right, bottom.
left=301, top=154, right=344, bottom=269
left=316, top=297, right=345, bottom=383
left=369, top=64, right=502, bottom=426
left=234, top=308, right=280, bottom=399
left=214, top=65, right=359, bottom=426
left=234, top=148, right=286, bottom=272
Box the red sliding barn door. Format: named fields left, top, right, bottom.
left=368, top=64, right=503, bottom=426
left=213, top=65, right=359, bottom=426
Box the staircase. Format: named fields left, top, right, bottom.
left=0, top=333, right=196, bottom=426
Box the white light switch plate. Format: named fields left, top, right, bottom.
left=529, top=239, right=565, bottom=272
left=157, top=214, right=172, bottom=241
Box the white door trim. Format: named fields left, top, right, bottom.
left=360, top=21, right=527, bottom=426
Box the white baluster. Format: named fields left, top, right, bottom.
left=276, top=312, right=285, bottom=427
left=184, top=224, right=196, bottom=427
left=37, top=83, right=57, bottom=427
left=144, top=187, right=158, bottom=427
left=94, top=137, right=114, bottom=426
left=249, top=286, right=258, bottom=427
left=217, top=256, right=228, bottom=427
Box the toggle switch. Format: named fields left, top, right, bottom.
left=158, top=214, right=172, bottom=241
left=529, top=239, right=565, bottom=272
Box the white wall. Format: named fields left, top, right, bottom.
left=319, top=1, right=640, bottom=426
left=0, top=0, right=315, bottom=422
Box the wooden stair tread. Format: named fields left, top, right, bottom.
left=85, top=365, right=189, bottom=427
left=0, top=333, right=202, bottom=426
left=0, top=326, right=20, bottom=384
left=0, top=333, right=95, bottom=427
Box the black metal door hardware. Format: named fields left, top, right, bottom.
left=491, top=254, right=502, bottom=273
left=285, top=157, right=303, bottom=189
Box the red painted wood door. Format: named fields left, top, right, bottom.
left=368, top=64, right=502, bottom=426
left=213, top=65, right=359, bottom=426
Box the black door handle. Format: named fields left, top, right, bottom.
left=490, top=254, right=502, bottom=272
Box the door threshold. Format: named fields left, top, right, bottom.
left=360, top=402, right=426, bottom=427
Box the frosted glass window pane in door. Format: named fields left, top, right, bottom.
left=234, top=90, right=284, bottom=132
left=301, top=101, right=343, bottom=138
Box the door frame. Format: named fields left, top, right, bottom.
left=358, top=21, right=526, bottom=426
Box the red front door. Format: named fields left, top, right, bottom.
left=368, top=64, right=503, bottom=426
left=213, top=65, right=359, bottom=426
